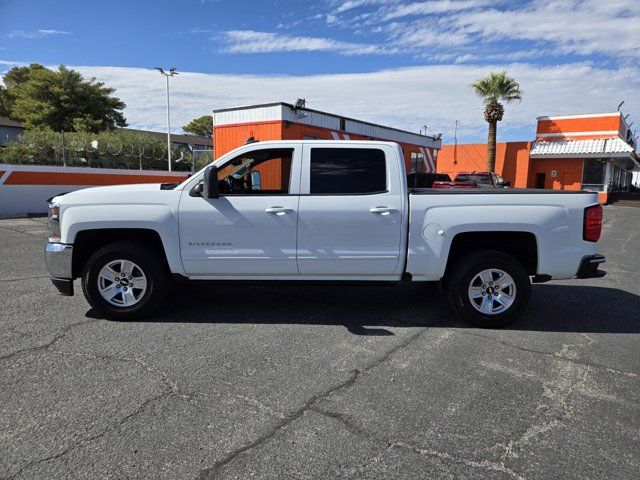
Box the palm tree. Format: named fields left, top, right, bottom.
left=471, top=71, right=523, bottom=172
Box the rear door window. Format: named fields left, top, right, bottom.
left=310, top=148, right=387, bottom=195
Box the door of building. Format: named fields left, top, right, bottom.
left=553, top=171, right=580, bottom=190
left=534, top=173, right=546, bottom=189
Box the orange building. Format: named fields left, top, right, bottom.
left=212, top=102, right=441, bottom=174
left=438, top=112, right=639, bottom=203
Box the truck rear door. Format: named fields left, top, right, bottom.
left=297, top=144, right=405, bottom=277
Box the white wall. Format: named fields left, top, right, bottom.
left=0, top=164, right=188, bottom=217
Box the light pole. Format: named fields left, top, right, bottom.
left=155, top=67, right=178, bottom=171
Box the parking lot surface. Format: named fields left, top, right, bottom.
left=1, top=205, right=639, bottom=480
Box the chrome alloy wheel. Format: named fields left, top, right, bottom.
left=97, top=259, right=148, bottom=307
left=468, top=268, right=516, bottom=315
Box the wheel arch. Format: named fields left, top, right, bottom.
left=444, top=231, right=539, bottom=278
left=72, top=228, right=172, bottom=279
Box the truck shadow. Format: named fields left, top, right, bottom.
left=92, top=283, right=640, bottom=335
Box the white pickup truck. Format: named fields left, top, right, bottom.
left=45, top=140, right=606, bottom=327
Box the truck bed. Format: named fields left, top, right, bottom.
left=405, top=188, right=600, bottom=282
left=409, top=188, right=595, bottom=195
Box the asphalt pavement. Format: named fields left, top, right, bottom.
left=1, top=205, right=639, bottom=479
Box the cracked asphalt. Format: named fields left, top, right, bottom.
left=1, top=205, right=639, bottom=480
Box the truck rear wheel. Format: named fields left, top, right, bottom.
left=81, top=241, right=170, bottom=320
left=446, top=250, right=531, bottom=328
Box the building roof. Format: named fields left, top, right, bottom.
left=212, top=102, right=441, bottom=150
left=530, top=138, right=636, bottom=158
left=536, top=112, right=621, bottom=121
left=0, top=117, right=24, bottom=128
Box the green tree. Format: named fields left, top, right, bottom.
left=6, top=64, right=127, bottom=132
left=0, top=64, right=47, bottom=117
left=0, top=85, right=10, bottom=117
left=471, top=71, right=523, bottom=172
left=183, top=115, right=213, bottom=138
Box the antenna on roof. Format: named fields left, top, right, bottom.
left=617, top=100, right=625, bottom=111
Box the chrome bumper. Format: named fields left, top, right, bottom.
left=44, top=243, right=74, bottom=296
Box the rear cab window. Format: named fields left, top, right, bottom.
left=309, top=148, right=387, bottom=195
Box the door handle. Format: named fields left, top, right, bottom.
left=265, top=206, right=292, bottom=215
left=369, top=206, right=395, bottom=215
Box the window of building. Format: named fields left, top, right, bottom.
left=310, top=148, right=387, bottom=195
left=217, top=148, right=293, bottom=195
left=410, top=151, right=425, bottom=173
left=582, top=158, right=605, bottom=191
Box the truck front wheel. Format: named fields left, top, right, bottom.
left=446, top=250, right=531, bottom=328
left=81, top=241, right=170, bottom=320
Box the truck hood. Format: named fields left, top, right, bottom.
left=53, top=183, right=173, bottom=205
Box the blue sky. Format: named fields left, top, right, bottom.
left=1, top=0, right=639, bottom=143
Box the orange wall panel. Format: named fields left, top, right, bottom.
left=4, top=171, right=187, bottom=186
left=536, top=116, right=621, bottom=135
left=281, top=123, right=436, bottom=172
left=527, top=158, right=583, bottom=190
left=215, top=121, right=439, bottom=175
left=598, top=192, right=608, bottom=204
left=437, top=142, right=531, bottom=188
left=214, top=121, right=284, bottom=159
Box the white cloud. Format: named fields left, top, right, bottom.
left=382, top=0, right=493, bottom=20
left=221, top=30, right=390, bottom=55
left=453, top=0, right=640, bottom=58
left=7, top=29, right=72, bottom=39
left=319, top=0, right=640, bottom=63
left=70, top=63, right=640, bottom=143
left=332, top=0, right=390, bottom=14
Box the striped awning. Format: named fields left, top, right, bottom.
left=530, top=138, right=635, bottom=158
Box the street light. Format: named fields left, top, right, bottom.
left=155, top=67, right=178, bottom=171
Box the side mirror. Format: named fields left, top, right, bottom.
left=203, top=165, right=219, bottom=199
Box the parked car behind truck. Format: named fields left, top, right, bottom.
left=45, top=141, right=606, bottom=327
left=455, top=171, right=511, bottom=188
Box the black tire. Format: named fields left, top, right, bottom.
left=445, top=250, right=531, bottom=328
left=81, top=241, right=171, bottom=320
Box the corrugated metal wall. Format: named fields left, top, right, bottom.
left=214, top=121, right=283, bottom=159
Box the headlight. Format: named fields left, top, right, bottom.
left=48, top=202, right=61, bottom=242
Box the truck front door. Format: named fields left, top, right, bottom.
left=297, top=145, right=404, bottom=277
left=178, top=146, right=301, bottom=276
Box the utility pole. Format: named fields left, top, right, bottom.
left=61, top=131, right=67, bottom=167
left=155, top=67, right=178, bottom=172
left=453, top=120, right=458, bottom=164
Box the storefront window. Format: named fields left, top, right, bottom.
left=582, top=159, right=605, bottom=191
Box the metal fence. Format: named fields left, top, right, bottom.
left=0, top=129, right=213, bottom=173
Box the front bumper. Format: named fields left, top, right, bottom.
left=576, top=254, right=607, bottom=279
left=44, top=243, right=74, bottom=296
